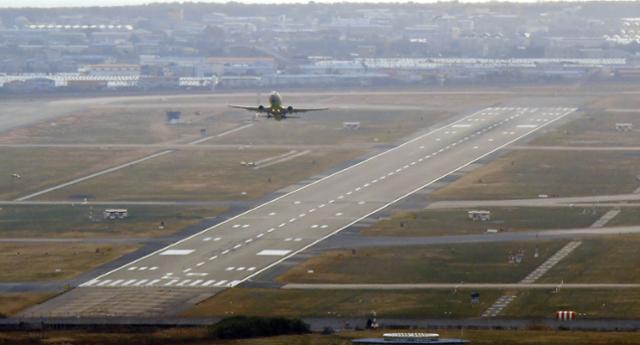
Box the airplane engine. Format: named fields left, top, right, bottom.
left=287, top=105, right=294, bottom=113
left=258, top=105, right=265, bottom=112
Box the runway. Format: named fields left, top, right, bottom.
left=73, top=106, right=575, bottom=290
left=22, top=105, right=576, bottom=316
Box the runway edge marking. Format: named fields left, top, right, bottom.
left=83, top=107, right=575, bottom=285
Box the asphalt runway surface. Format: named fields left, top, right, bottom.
left=70, top=106, right=576, bottom=291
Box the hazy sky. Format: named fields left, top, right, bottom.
left=0, top=0, right=617, bottom=8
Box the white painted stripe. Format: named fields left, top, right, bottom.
left=97, top=280, right=112, bottom=287
left=165, top=279, right=179, bottom=286
left=160, top=249, right=194, bottom=256
left=109, top=279, right=124, bottom=286
left=80, top=280, right=99, bottom=287
left=134, top=279, right=148, bottom=286
left=146, top=279, right=161, bottom=286
left=121, top=279, right=137, bottom=286
left=202, top=280, right=216, bottom=287
left=257, top=249, right=291, bottom=256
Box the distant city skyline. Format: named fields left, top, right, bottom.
left=1, top=0, right=630, bottom=9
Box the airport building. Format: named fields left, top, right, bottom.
left=352, top=333, right=469, bottom=344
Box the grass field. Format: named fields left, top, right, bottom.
left=278, top=241, right=566, bottom=284
left=5, top=328, right=640, bottom=345
left=504, top=289, right=640, bottom=319
left=0, top=243, right=138, bottom=281
left=539, top=235, right=640, bottom=284
left=0, top=148, right=151, bottom=200
left=0, top=205, right=224, bottom=238
left=184, top=288, right=502, bottom=318
left=0, top=292, right=55, bottom=316
left=530, top=109, right=640, bottom=147
left=0, top=105, right=240, bottom=145
left=41, top=148, right=361, bottom=201
left=431, top=150, right=640, bottom=200
left=212, top=109, right=450, bottom=146
left=362, top=207, right=604, bottom=237
left=590, top=93, right=640, bottom=110
left=0, top=92, right=478, bottom=147
left=607, top=207, right=640, bottom=227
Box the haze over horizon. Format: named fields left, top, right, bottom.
left=1, top=0, right=631, bottom=8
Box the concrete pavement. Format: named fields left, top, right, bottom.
left=282, top=283, right=640, bottom=290
left=427, top=194, right=640, bottom=209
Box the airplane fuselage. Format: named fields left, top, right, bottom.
left=265, top=92, right=291, bottom=120
left=229, top=91, right=326, bottom=120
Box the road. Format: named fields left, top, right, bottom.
left=305, top=225, right=640, bottom=251
left=0, top=200, right=251, bottom=206
left=427, top=194, right=640, bottom=209
left=511, top=145, right=640, bottom=151
left=282, top=283, right=640, bottom=290
left=25, top=105, right=576, bottom=316
left=0, top=143, right=373, bottom=150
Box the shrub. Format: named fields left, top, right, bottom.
left=208, top=316, right=310, bottom=339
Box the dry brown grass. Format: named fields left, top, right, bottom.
left=0, top=292, right=55, bottom=316
left=432, top=150, right=640, bottom=200
left=0, top=243, right=138, bottom=282
left=41, top=148, right=362, bottom=201
left=0, top=148, right=152, bottom=200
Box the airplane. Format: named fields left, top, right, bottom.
left=229, top=91, right=328, bottom=120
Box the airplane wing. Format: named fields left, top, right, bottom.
left=229, top=105, right=265, bottom=112
left=289, top=107, right=329, bottom=113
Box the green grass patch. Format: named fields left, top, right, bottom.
left=278, top=242, right=566, bottom=284
left=5, top=328, right=640, bottom=345
left=530, top=110, right=640, bottom=147
left=184, top=288, right=502, bottom=319
left=362, top=207, right=603, bottom=237
left=540, top=235, right=640, bottom=284
left=0, top=106, right=237, bottom=145
left=42, top=149, right=361, bottom=202
left=0, top=148, right=151, bottom=200
left=209, top=316, right=310, bottom=340
left=504, top=289, right=640, bottom=319
left=432, top=150, right=640, bottom=200
left=607, top=207, right=640, bottom=227
left=0, top=205, right=223, bottom=238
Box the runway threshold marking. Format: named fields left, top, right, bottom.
left=86, top=107, right=575, bottom=287
left=257, top=250, right=291, bottom=256
left=160, top=249, right=195, bottom=256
